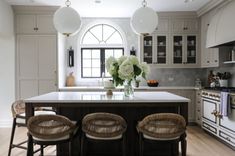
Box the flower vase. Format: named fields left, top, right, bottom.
left=124, top=81, right=134, bottom=97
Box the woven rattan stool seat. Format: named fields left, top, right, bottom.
left=82, top=112, right=127, bottom=139
left=27, top=115, right=78, bottom=156
left=137, top=113, right=187, bottom=156
left=81, top=112, right=127, bottom=156
left=137, top=113, right=186, bottom=140
left=8, top=100, right=55, bottom=156
left=27, top=115, right=77, bottom=140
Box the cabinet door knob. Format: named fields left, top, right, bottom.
left=207, top=61, right=210, bottom=63
left=214, top=60, right=218, bottom=62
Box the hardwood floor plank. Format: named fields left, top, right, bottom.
left=0, top=126, right=234, bottom=156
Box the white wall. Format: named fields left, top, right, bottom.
left=0, top=0, right=15, bottom=127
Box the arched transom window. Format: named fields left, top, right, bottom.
left=81, top=24, right=124, bottom=78
left=82, top=24, right=123, bottom=45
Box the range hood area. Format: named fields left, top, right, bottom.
left=207, top=1, right=235, bottom=48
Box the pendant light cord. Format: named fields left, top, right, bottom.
left=65, top=0, right=71, bottom=7
left=142, top=0, right=147, bottom=7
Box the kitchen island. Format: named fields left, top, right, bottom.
left=24, top=91, right=190, bottom=156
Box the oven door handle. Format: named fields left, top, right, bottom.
left=211, top=110, right=217, bottom=116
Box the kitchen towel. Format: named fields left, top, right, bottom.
left=220, top=92, right=231, bottom=116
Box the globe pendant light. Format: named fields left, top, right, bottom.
left=53, top=0, right=81, bottom=36
left=131, top=0, right=158, bottom=36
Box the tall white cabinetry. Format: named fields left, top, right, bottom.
left=14, top=6, right=58, bottom=99
left=200, top=10, right=219, bottom=68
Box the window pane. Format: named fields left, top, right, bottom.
left=83, top=68, right=92, bottom=77
left=105, top=49, right=114, bottom=59
left=92, top=68, right=101, bottom=77
left=92, top=59, right=100, bottom=68
left=83, top=59, right=91, bottom=67
left=103, top=25, right=116, bottom=42
left=106, top=31, right=123, bottom=44
left=92, top=49, right=100, bottom=59
left=83, top=50, right=91, bottom=58
left=89, top=25, right=102, bottom=42
left=82, top=31, right=99, bottom=44
left=114, top=49, right=123, bottom=58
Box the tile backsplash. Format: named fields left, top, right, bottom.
left=141, top=68, right=207, bottom=87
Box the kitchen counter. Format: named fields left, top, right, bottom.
left=25, top=91, right=190, bottom=103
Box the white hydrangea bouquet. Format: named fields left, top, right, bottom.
left=106, top=55, right=149, bottom=88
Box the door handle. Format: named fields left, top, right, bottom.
left=211, top=110, right=217, bottom=116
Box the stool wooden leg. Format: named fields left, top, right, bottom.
left=81, top=133, right=86, bottom=156
left=181, top=133, right=187, bottom=156
left=171, top=140, right=179, bottom=156
left=40, top=145, right=44, bottom=156
left=122, top=133, right=126, bottom=156
left=139, top=133, right=143, bottom=156
left=8, top=118, right=16, bottom=156
left=69, top=141, right=72, bottom=156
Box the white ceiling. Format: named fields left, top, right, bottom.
left=6, top=0, right=211, bottom=17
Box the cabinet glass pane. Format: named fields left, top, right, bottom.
left=143, top=36, right=153, bottom=64
left=187, top=36, right=196, bottom=64
left=157, top=36, right=166, bottom=64
left=173, top=36, right=183, bottom=64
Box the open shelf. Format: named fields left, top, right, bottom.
left=224, top=61, right=235, bottom=64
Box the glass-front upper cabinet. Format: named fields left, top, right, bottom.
left=173, top=35, right=183, bottom=64
left=172, top=35, right=197, bottom=66
left=156, top=35, right=167, bottom=64
left=186, top=36, right=196, bottom=64
left=143, top=35, right=153, bottom=64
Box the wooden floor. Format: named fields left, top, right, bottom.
left=0, top=126, right=234, bottom=156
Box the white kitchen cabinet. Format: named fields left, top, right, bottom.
left=16, top=35, right=57, bottom=99
left=171, top=34, right=198, bottom=67
left=155, top=18, right=169, bottom=33
left=16, top=14, right=56, bottom=34
left=154, top=34, right=169, bottom=66
left=141, top=34, right=169, bottom=66
left=142, top=35, right=154, bottom=64
left=172, top=19, right=198, bottom=33
left=200, top=11, right=219, bottom=68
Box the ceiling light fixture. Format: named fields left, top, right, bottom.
left=53, top=0, right=81, bottom=37
left=131, top=0, right=158, bottom=36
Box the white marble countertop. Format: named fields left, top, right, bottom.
left=24, top=91, right=190, bottom=103
left=59, top=86, right=198, bottom=91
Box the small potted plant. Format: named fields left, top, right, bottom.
left=216, top=72, right=231, bottom=87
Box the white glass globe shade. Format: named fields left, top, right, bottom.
left=131, top=7, right=158, bottom=35
left=53, top=7, right=81, bottom=36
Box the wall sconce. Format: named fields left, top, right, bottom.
left=130, top=46, right=136, bottom=56
left=68, top=47, right=74, bottom=67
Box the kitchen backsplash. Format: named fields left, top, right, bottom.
left=141, top=68, right=207, bottom=87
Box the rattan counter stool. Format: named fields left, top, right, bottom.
left=8, top=100, right=56, bottom=156
left=27, top=114, right=78, bottom=156
left=81, top=112, right=127, bottom=156
left=137, top=113, right=187, bottom=156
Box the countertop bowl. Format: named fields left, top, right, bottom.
left=147, top=82, right=159, bottom=87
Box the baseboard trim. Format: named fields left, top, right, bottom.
left=0, top=120, right=12, bottom=128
